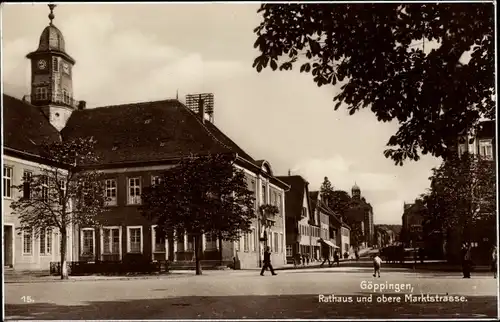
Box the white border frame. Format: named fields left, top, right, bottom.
left=80, top=228, right=96, bottom=257
left=127, top=225, right=143, bottom=254
left=100, top=226, right=122, bottom=260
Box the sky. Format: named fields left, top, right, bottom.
left=1, top=3, right=443, bottom=225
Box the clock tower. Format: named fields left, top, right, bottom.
left=26, top=4, right=78, bottom=131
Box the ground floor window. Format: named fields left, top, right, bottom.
left=81, top=228, right=95, bottom=256
left=127, top=226, right=143, bottom=253
left=273, top=232, right=279, bottom=253
left=205, top=232, right=217, bottom=251
left=102, top=227, right=120, bottom=255
left=40, top=228, right=52, bottom=255
left=286, top=245, right=292, bottom=257
left=22, top=227, right=33, bottom=255
left=152, top=226, right=166, bottom=253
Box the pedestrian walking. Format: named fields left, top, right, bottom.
left=492, top=246, right=497, bottom=279
left=306, top=254, right=310, bottom=265
left=320, top=246, right=332, bottom=267
left=373, top=254, right=382, bottom=278
left=334, top=251, right=340, bottom=266
left=462, top=243, right=472, bottom=278
left=355, top=250, right=359, bottom=261
left=294, top=252, right=301, bottom=268
left=302, top=254, right=306, bottom=266
left=260, top=246, right=277, bottom=276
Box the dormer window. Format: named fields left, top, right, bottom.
left=63, top=91, right=70, bottom=104
left=35, top=87, right=48, bottom=100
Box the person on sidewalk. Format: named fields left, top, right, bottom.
left=260, top=246, right=277, bottom=276
left=334, top=251, right=340, bottom=267
left=373, top=254, right=382, bottom=278
left=461, top=243, right=472, bottom=278
left=294, top=252, right=301, bottom=268
left=320, top=247, right=332, bottom=267
left=492, top=245, right=497, bottom=279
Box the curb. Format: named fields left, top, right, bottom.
left=5, top=273, right=189, bottom=284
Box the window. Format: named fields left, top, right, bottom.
left=105, top=179, right=117, bottom=206
left=187, top=235, right=194, bottom=251
left=274, top=232, right=279, bottom=253
left=277, top=194, right=282, bottom=214
left=102, top=227, right=120, bottom=254
left=251, top=228, right=256, bottom=252
left=267, top=232, right=274, bottom=252
left=244, top=232, right=249, bottom=252
left=41, top=175, right=49, bottom=202
left=35, top=87, right=48, bottom=100
left=205, top=232, right=217, bottom=251
left=128, top=177, right=141, bottom=204
left=81, top=228, right=95, bottom=256
left=52, top=57, right=59, bottom=72
left=151, top=175, right=162, bottom=186
left=22, top=171, right=32, bottom=199
left=22, top=228, right=33, bottom=255
left=152, top=226, right=166, bottom=253
left=40, top=228, right=52, bottom=255
left=261, top=184, right=267, bottom=204
left=127, top=226, right=143, bottom=253
left=63, top=90, right=70, bottom=104
left=286, top=245, right=292, bottom=257
left=280, top=233, right=283, bottom=253
left=3, top=166, right=13, bottom=198
left=479, top=139, right=493, bottom=160
left=301, top=207, right=307, bottom=219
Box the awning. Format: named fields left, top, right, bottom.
left=318, top=238, right=339, bottom=248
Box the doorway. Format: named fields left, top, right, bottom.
left=4, top=225, right=13, bottom=267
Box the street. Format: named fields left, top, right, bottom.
left=5, top=267, right=498, bottom=319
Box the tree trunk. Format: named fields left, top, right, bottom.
left=218, top=234, right=223, bottom=266
left=60, top=229, right=68, bottom=280
left=194, top=234, right=202, bottom=275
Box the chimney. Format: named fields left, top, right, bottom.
left=78, top=101, right=86, bottom=110
left=288, top=169, right=291, bottom=176
left=198, top=96, right=205, bottom=124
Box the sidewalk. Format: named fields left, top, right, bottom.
left=4, top=270, right=194, bottom=284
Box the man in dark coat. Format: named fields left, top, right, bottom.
left=260, top=246, right=277, bottom=276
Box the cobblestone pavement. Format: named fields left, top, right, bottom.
left=5, top=267, right=498, bottom=319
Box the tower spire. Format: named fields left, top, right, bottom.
left=48, top=4, right=57, bottom=25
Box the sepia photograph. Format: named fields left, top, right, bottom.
left=1, top=1, right=498, bottom=320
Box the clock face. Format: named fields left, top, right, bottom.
left=37, top=59, right=47, bottom=70
left=62, top=63, right=70, bottom=74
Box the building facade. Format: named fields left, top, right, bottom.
left=277, top=175, right=319, bottom=263
left=347, top=184, right=374, bottom=248
left=3, top=7, right=289, bottom=270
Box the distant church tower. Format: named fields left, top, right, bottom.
left=352, top=183, right=361, bottom=200
left=26, top=4, right=80, bottom=131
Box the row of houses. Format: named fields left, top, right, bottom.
left=2, top=6, right=360, bottom=271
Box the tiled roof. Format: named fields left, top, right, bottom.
left=61, top=99, right=256, bottom=166
left=2, top=94, right=61, bottom=156
left=276, top=175, right=309, bottom=219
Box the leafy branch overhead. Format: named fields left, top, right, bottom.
left=253, top=3, right=494, bottom=165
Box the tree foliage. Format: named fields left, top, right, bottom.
left=253, top=3, right=494, bottom=165
left=421, top=152, right=496, bottom=244
left=10, top=138, right=108, bottom=279
left=320, top=176, right=334, bottom=208
left=140, top=154, right=256, bottom=275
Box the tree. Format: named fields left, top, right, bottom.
left=10, top=138, right=108, bottom=280
left=329, top=190, right=351, bottom=221
left=422, top=152, right=496, bottom=256
left=320, top=176, right=334, bottom=207
left=253, top=4, right=494, bottom=165
left=140, top=154, right=256, bottom=275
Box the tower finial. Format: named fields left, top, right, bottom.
left=176, top=89, right=179, bottom=100
left=48, top=4, right=57, bottom=25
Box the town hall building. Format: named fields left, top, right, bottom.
left=3, top=5, right=289, bottom=271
